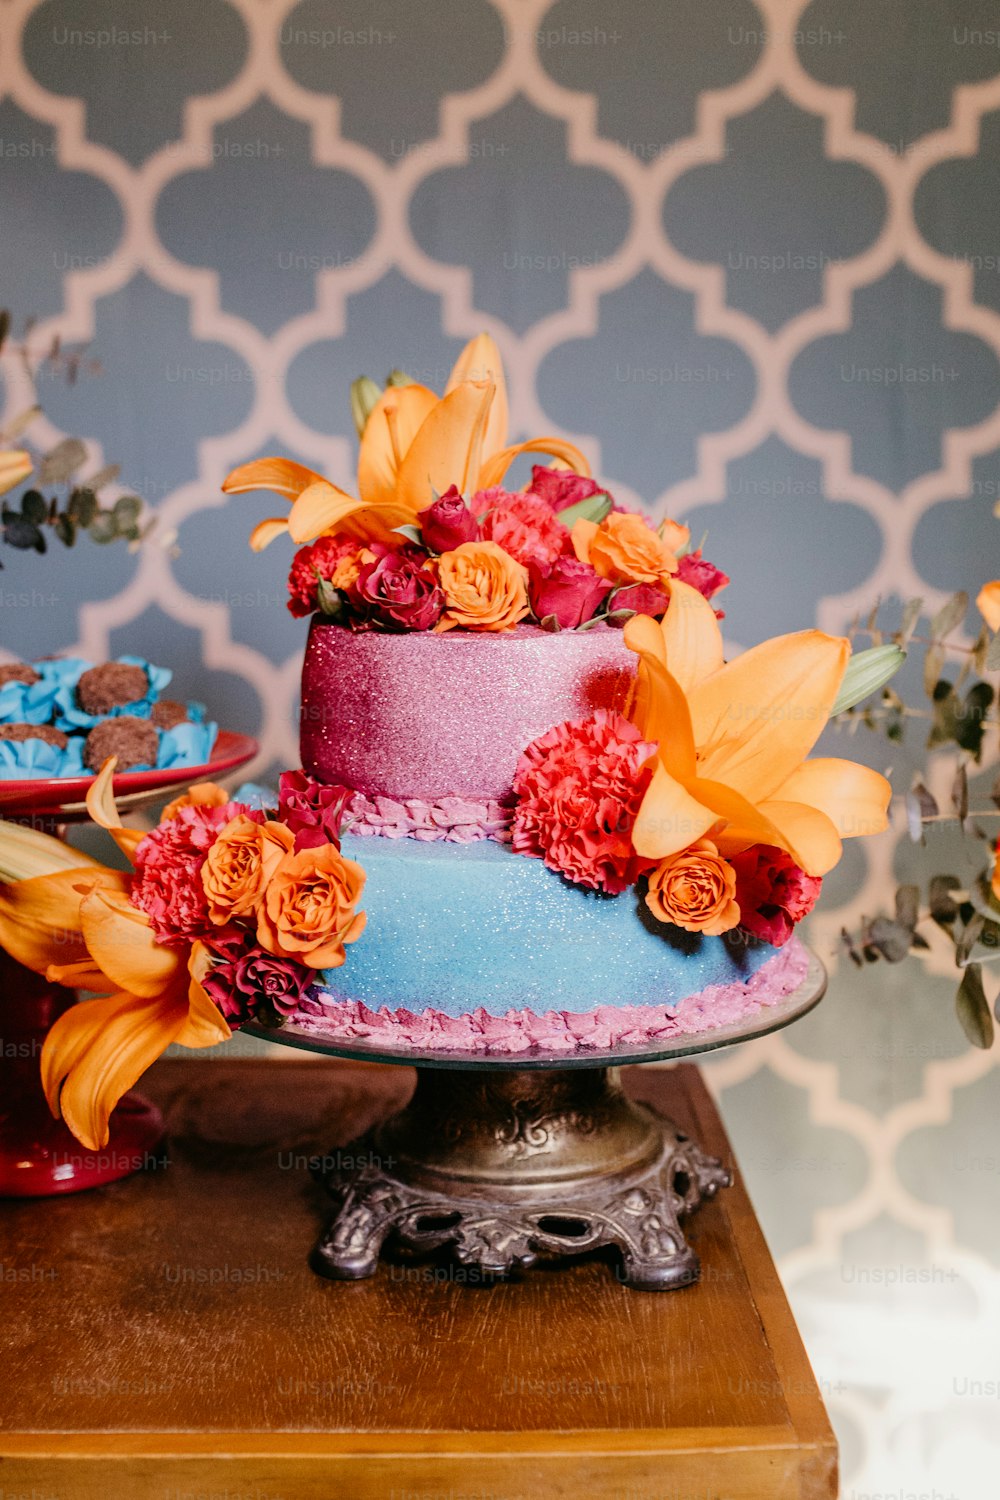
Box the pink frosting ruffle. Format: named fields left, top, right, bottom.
left=290, top=938, right=810, bottom=1055
left=343, top=790, right=512, bottom=843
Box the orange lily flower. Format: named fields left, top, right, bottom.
left=624, top=581, right=892, bottom=877
left=0, top=448, right=32, bottom=498
left=222, top=334, right=590, bottom=551
left=0, top=763, right=230, bottom=1151
left=977, top=581, right=1000, bottom=633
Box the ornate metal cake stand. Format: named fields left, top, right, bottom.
left=244, top=952, right=826, bottom=1291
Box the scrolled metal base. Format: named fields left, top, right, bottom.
left=311, top=1066, right=729, bottom=1290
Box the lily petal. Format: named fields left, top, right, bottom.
left=770, top=757, right=891, bottom=841
left=46, top=958, right=116, bottom=990
left=690, top=630, right=850, bottom=802
left=0, top=867, right=126, bottom=973
left=0, top=820, right=104, bottom=882
left=755, top=799, right=843, bottom=877
left=79, top=886, right=182, bottom=998
left=86, top=757, right=143, bottom=861
left=178, top=942, right=232, bottom=1047
left=287, top=478, right=366, bottom=545
left=249, top=517, right=290, bottom=552
left=977, top=581, right=1000, bottom=633
left=446, top=334, right=509, bottom=456
left=41, top=989, right=187, bottom=1150
left=476, top=436, right=590, bottom=492
left=632, top=762, right=721, bottom=859
left=660, top=580, right=725, bottom=694
left=221, top=457, right=322, bottom=500
left=357, top=383, right=437, bottom=508
left=396, top=381, right=495, bottom=513
left=0, top=449, right=33, bottom=497
left=623, top=614, right=697, bottom=780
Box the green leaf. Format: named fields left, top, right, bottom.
left=866, top=915, right=913, bottom=963
left=986, top=633, right=1000, bottom=672
left=87, top=463, right=120, bottom=492
left=956, top=963, right=993, bottom=1049
left=350, top=376, right=382, bottom=438
left=555, top=491, right=612, bottom=530
left=385, top=369, right=414, bottom=388
left=38, top=437, right=87, bottom=486
left=930, top=590, right=968, bottom=641
left=830, top=644, right=905, bottom=716
left=3, top=516, right=45, bottom=552
left=88, top=510, right=119, bottom=544
left=20, top=489, right=47, bottom=526
left=605, top=608, right=637, bottom=627
left=393, top=524, right=424, bottom=547
left=895, top=596, right=923, bottom=646
left=67, top=488, right=98, bottom=528
left=54, top=513, right=76, bottom=547
left=952, top=763, right=969, bottom=823
left=929, top=876, right=961, bottom=924
left=315, top=578, right=344, bottom=617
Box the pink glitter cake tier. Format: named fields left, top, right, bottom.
left=300, top=618, right=636, bottom=802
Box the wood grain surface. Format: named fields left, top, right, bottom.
left=1, top=1057, right=837, bottom=1499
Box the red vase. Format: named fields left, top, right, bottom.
left=0, top=955, right=165, bottom=1197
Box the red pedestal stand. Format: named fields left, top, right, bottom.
left=0, top=958, right=165, bottom=1196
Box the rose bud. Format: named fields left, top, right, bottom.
left=675, top=549, right=730, bottom=601
left=417, top=484, right=480, bottom=553
left=353, top=552, right=444, bottom=632
left=528, top=556, right=612, bottom=629
left=606, top=581, right=671, bottom=620
left=528, top=465, right=606, bottom=513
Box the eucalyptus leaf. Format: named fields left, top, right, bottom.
left=930, top=590, right=968, bottom=641
left=88, top=510, right=119, bottom=544
left=113, top=495, right=142, bottom=526
left=67, top=488, right=97, bottom=528
left=929, top=875, right=961, bottom=923
left=923, top=643, right=945, bottom=698
left=3, top=516, right=44, bottom=552
left=20, top=489, right=47, bottom=526
left=866, top=915, right=913, bottom=963
left=956, top=912, right=985, bottom=966
left=0, top=404, right=41, bottom=445
left=952, top=763, right=969, bottom=824
left=987, top=633, right=1000, bottom=672
left=905, top=781, right=938, bottom=843
left=896, top=596, right=923, bottom=646
left=895, top=884, right=920, bottom=932
left=87, top=463, right=120, bottom=492
left=956, top=963, right=993, bottom=1049
left=39, top=437, right=87, bottom=486
left=54, top=513, right=75, bottom=547
left=0, top=309, right=9, bottom=351
left=831, top=644, right=905, bottom=715
left=555, top=491, right=612, bottom=530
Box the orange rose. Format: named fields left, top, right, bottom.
left=201, top=815, right=294, bottom=924
left=161, top=782, right=229, bottom=823
left=977, top=580, right=1000, bottom=633
left=573, top=513, right=684, bottom=586
left=436, top=540, right=529, bottom=632
left=645, top=839, right=740, bottom=936
left=256, top=842, right=366, bottom=969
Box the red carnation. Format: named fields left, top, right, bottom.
left=512, top=709, right=658, bottom=894
left=527, top=465, right=605, bottom=513
left=287, top=535, right=363, bottom=618
left=132, top=801, right=250, bottom=943
left=477, top=487, right=570, bottom=570
left=675, top=549, right=729, bottom=602
left=418, top=485, right=480, bottom=553
left=528, top=556, right=611, bottom=629
left=729, top=844, right=821, bottom=947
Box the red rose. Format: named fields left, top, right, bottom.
left=527, top=465, right=605, bottom=512
left=278, top=769, right=349, bottom=849
left=528, top=556, right=612, bottom=629
left=607, top=581, right=671, bottom=619
left=417, top=484, right=480, bottom=553
left=728, top=844, right=821, bottom=947
left=477, top=487, right=569, bottom=570
left=352, top=550, right=444, bottom=632
left=675, top=550, right=730, bottom=602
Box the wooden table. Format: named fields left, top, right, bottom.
left=1, top=1058, right=837, bottom=1499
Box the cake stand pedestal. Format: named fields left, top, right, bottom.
left=0, top=730, right=256, bottom=1197
left=247, top=951, right=827, bottom=1291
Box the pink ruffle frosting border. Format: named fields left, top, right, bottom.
left=290, top=937, right=810, bottom=1055
left=343, top=789, right=512, bottom=843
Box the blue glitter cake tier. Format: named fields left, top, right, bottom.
left=317, top=833, right=778, bottom=1019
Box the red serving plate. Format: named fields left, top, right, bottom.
left=0, top=728, right=258, bottom=822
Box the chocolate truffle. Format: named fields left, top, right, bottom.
left=151, top=698, right=189, bottom=730
left=0, top=663, right=41, bottom=689
left=84, top=715, right=158, bottom=773
left=77, top=661, right=149, bottom=716
left=0, top=722, right=68, bottom=748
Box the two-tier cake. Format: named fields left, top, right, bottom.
left=218, top=334, right=891, bottom=1056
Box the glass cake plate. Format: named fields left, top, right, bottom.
left=247, top=950, right=827, bottom=1291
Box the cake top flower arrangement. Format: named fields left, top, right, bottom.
left=223, top=334, right=729, bottom=633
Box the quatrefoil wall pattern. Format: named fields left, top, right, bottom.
left=1, top=1, right=998, bottom=1489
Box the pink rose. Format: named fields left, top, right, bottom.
left=417, top=484, right=480, bottom=553
left=675, top=550, right=730, bottom=602
left=528, top=556, right=612, bottom=629
left=728, top=844, right=821, bottom=947
left=477, top=487, right=569, bottom=570
left=527, top=465, right=606, bottom=513
left=607, top=581, right=671, bottom=619
left=352, top=550, right=444, bottom=632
